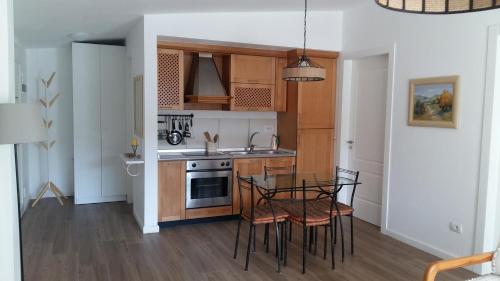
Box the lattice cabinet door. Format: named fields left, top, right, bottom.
left=230, top=83, right=275, bottom=111
left=158, top=49, right=184, bottom=110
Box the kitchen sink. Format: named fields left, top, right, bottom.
left=227, top=150, right=289, bottom=156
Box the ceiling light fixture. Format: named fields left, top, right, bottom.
left=375, top=0, right=500, bottom=14
left=282, top=0, right=325, bottom=82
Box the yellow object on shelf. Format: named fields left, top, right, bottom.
left=131, top=137, right=138, bottom=146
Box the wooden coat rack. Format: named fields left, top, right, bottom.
left=32, top=72, right=66, bottom=207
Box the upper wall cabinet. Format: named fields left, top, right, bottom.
left=158, top=49, right=184, bottom=110
left=230, top=54, right=276, bottom=85
left=296, top=57, right=336, bottom=129
left=274, top=57, right=288, bottom=112
left=230, top=83, right=275, bottom=111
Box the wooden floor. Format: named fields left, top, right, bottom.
left=22, top=198, right=475, bottom=281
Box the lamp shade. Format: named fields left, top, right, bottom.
left=375, top=0, right=500, bottom=14
left=0, top=103, right=48, bottom=144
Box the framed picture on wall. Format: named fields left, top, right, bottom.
left=408, top=75, right=459, bottom=128
left=134, top=75, right=144, bottom=138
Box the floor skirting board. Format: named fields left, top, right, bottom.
left=74, top=195, right=127, bottom=205
left=384, top=228, right=459, bottom=261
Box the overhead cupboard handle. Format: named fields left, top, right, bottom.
left=346, top=140, right=354, bottom=144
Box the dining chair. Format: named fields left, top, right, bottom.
left=318, top=167, right=360, bottom=260
left=263, top=164, right=296, bottom=246
left=280, top=179, right=336, bottom=274
left=233, top=172, right=289, bottom=272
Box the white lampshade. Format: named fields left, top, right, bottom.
left=0, top=103, right=48, bottom=144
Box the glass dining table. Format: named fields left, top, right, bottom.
left=239, top=172, right=362, bottom=272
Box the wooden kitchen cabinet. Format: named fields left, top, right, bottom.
left=277, top=50, right=338, bottom=176
left=296, top=129, right=335, bottom=176
left=157, top=49, right=184, bottom=110
left=232, top=157, right=295, bottom=214
left=230, top=83, right=275, bottom=111
left=274, top=57, right=288, bottom=112
left=296, top=57, right=336, bottom=129
left=230, top=54, right=276, bottom=85
left=158, top=161, right=186, bottom=222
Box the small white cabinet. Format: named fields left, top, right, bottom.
left=72, top=43, right=127, bottom=204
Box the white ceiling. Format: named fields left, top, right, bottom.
left=14, top=0, right=368, bottom=48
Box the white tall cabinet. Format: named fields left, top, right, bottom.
left=72, top=43, right=128, bottom=204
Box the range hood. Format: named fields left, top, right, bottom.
left=185, top=53, right=230, bottom=104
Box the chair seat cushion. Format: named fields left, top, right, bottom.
left=315, top=200, right=354, bottom=215
left=242, top=205, right=288, bottom=224
left=467, top=275, right=500, bottom=281
left=277, top=200, right=331, bottom=226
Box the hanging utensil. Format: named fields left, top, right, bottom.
left=183, top=121, right=191, bottom=138
left=167, top=117, right=183, bottom=145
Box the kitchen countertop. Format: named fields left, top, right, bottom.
left=158, top=148, right=296, bottom=161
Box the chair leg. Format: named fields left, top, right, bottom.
left=234, top=217, right=242, bottom=259
left=253, top=225, right=257, bottom=253
left=284, top=221, right=288, bottom=266
left=336, top=214, right=345, bottom=263
left=289, top=222, right=293, bottom=242
left=314, top=226, right=318, bottom=256
left=280, top=222, right=284, bottom=261
left=245, top=224, right=254, bottom=271
left=265, top=224, right=270, bottom=253
left=309, top=226, right=313, bottom=253
left=334, top=216, right=337, bottom=244
left=274, top=221, right=282, bottom=273
left=323, top=225, right=327, bottom=260
left=330, top=218, right=336, bottom=269
left=302, top=224, right=307, bottom=274
left=264, top=224, right=267, bottom=245
left=350, top=214, right=354, bottom=255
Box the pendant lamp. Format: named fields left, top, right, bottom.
left=375, top=0, right=500, bottom=14
left=282, top=0, right=326, bottom=82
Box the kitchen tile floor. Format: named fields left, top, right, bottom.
left=22, top=199, right=475, bottom=281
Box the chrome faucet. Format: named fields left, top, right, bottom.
left=248, top=132, right=260, bottom=153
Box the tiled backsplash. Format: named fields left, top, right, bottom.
left=158, top=111, right=277, bottom=151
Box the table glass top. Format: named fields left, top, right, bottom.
left=241, top=173, right=360, bottom=191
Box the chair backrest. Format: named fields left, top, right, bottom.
left=335, top=166, right=360, bottom=207
left=264, top=164, right=296, bottom=178
left=236, top=171, right=255, bottom=219
left=265, top=164, right=296, bottom=199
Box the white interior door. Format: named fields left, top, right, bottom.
left=347, top=54, right=388, bottom=226
left=72, top=43, right=102, bottom=203
left=100, top=45, right=127, bottom=197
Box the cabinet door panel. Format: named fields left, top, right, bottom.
left=296, top=129, right=334, bottom=176
left=158, top=161, right=186, bottom=222
left=297, top=58, right=336, bottom=129
left=158, top=49, right=184, bottom=110
left=72, top=43, right=102, bottom=203
left=230, top=83, right=275, bottom=111
left=231, top=55, right=276, bottom=85
left=232, top=158, right=265, bottom=214
left=275, top=57, right=288, bottom=112
left=100, top=45, right=127, bottom=197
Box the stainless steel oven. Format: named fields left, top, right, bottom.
left=185, top=159, right=232, bottom=209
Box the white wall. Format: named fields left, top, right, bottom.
left=14, top=39, right=32, bottom=214
left=131, top=11, right=343, bottom=233
left=0, top=0, right=22, bottom=279
left=126, top=18, right=146, bottom=230
left=25, top=47, right=74, bottom=199
left=343, top=3, right=500, bottom=259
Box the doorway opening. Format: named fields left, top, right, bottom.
left=338, top=47, right=396, bottom=231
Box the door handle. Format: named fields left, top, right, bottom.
left=346, top=140, right=354, bottom=144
